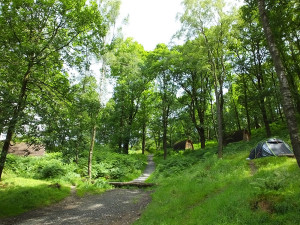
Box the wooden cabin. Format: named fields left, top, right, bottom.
left=173, top=139, right=194, bottom=151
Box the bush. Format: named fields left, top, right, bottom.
left=91, top=152, right=147, bottom=181
left=38, top=160, right=65, bottom=179
left=93, top=178, right=111, bottom=189
left=154, top=155, right=200, bottom=178
left=76, top=179, right=111, bottom=197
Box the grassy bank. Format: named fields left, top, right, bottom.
left=135, top=125, right=300, bottom=225
left=0, top=177, right=70, bottom=218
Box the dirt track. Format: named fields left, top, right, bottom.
left=0, top=189, right=152, bottom=225
left=0, top=155, right=155, bottom=225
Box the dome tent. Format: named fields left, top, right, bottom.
left=248, top=138, right=294, bottom=160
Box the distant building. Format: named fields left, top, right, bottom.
left=173, top=139, right=194, bottom=151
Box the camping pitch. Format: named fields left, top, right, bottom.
left=247, top=138, right=294, bottom=160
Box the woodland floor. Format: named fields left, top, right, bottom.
left=0, top=155, right=155, bottom=225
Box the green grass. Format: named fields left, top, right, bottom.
left=0, top=177, right=70, bottom=218
left=134, top=125, right=300, bottom=225
left=74, top=177, right=114, bottom=197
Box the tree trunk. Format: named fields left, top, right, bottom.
left=215, top=87, right=224, bottom=158
left=210, top=97, right=218, bottom=139
left=162, top=126, right=167, bottom=160
left=256, top=42, right=271, bottom=137
left=289, top=41, right=300, bottom=82
left=75, top=142, right=79, bottom=164
left=259, top=96, right=271, bottom=137
left=198, top=113, right=206, bottom=149
left=0, top=66, right=31, bottom=180
left=254, top=115, right=260, bottom=129
left=282, top=42, right=300, bottom=114
left=122, top=124, right=131, bottom=154
left=189, top=101, right=206, bottom=149
left=199, top=127, right=205, bottom=149
left=142, top=123, right=146, bottom=155
left=271, top=72, right=284, bottom=121
left=242, top=75, right=252, bottom=135
left=162, top=106, right=169, bottom=160
left=123, top=138, right=129, bottom=154
left=118, top=111, right=124, bottom=153
left=155, top=128, right=161, bottom=151
left=196, top=97, right=206, bottom=149
left=230, top=87, right=241, bottom=131
left=88, top=125, right=96, bottom=180
left=258, top=0, right=300, bottom=167
left=161, top=92, right=170, bottom=160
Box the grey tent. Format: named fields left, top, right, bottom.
left=248, top=138, right=294, bottom=160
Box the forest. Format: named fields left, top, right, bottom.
left=0, top=0, right=300, bottom=224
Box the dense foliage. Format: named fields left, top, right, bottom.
left=3, top=147, right=147, bottom=182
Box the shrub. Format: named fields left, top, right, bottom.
left=91, top=153, right=147, bottom=181
left=93, top=178, right=111, bottom=189
left=38, top=160, right=66, bottom=179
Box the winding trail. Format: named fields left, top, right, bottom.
left=0, top=154, right=155, bottom=225
left=132, top=154, right=155, bottom=183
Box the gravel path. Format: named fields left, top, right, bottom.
left=132, top=154, right=155, bottom=183
left=0, top=155, right=155, bottom=225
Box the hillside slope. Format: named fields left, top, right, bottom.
left=135, top=126, right=300, bottom=225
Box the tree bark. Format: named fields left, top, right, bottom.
left=255, top=40, right=271, bottom=137
left=216, top=87, right=224, bottom=158
left=230, top=86, right=241, bottom=131
left=0, top=65, right=31, bottom=180
left=142, top=123, right=146, bottom=155
left=271, top=72, right=284, bottom=121
left=123, top=138, right=129, bottom=154
left=198, top=116, right=206, bottom=149
left=88, top=125, right=97, bottom=180
left=162, top=104, right=169, bottom=160
left=188, top=100, right=206, bottom=149
left=201, top=27, right=224, bottom=158
left=242, top=74, right=252, bottom=135
left=259, top=95, right=271, bottom=137
left=258, top=0, right=300, bottom=167
left=210, top=96, right=218, bottom=139
left=282, top=41, right=300, bottom=114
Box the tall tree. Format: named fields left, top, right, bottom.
left=105, top=38, right=148, bottom=153
left=137, top=87, right=156, bottom=154
left=0, top=0, right=107, bottom=180
left=173, top=39, right=211, bottom=149
left=263, top=0, right=300, bottom=113
left=148, top=44, right=177, bottom=159
left=178, top=0, right=235, bottom=157
left=238, top=4, right=272, bottom=136
left=257, top=0, right=300, bottom=167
